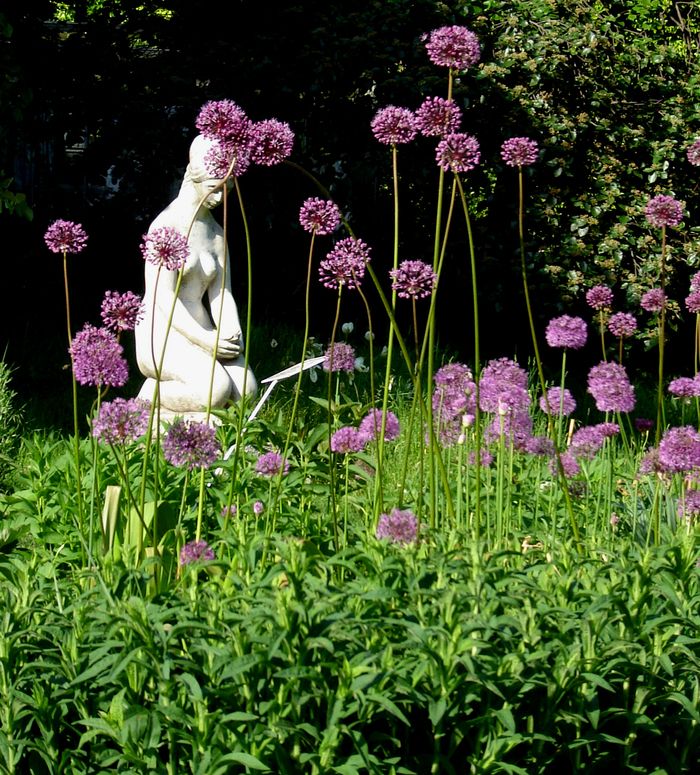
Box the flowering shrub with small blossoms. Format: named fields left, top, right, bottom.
left=44, top=220, right=88, bottom=254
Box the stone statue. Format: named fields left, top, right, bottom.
left=135, top=135, right=256, bottom=416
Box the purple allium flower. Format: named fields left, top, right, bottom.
left=370, top=106, right=419, bottom=145
left=587, top=361, right=636, bottom=413
left=658, top=425, right=700, bottom=473
left=250, top=119, right=294, bottom=166
left=299, top=197, right=341, bottom=236
left=389, top=259, right=437, bottom=299
left=640, top=288, right=666, bottom=312
left=435, top=133, right=480, bottom=174
left=635, top=417, right=654, bottom=433
left=221, top=504, right=237, bottom=518
left=195, top=100, right=252, bottom=144
left=691, top=272, right=700, bottom=293
left=44, top=220, right=88, bottom=254
left=539, top=386, right=576, bottom=416
left=668, top=376, right=700, bottom=398
left=255, top=451, right=289, bottom=476
left=360, top=409, right=400, bottom=442
left=253, top=500, right=264, bottom=515
left=203, top=138, right=252, bottom=179
left=415, top=96, right=462, bottom=137
left=678, top=489, right=700, bottom=520
left=688, top=138, right=700, bottom=167
left=545, top=315, right=588, bottom=349
left=549, top=450, right=580, bottom=478
left=525, top=435, right=555, bottom=457
left=331, top=426, right=366, bottom=454
left=479, top=358, right=529, bottom=413
left=318, top=237, right=371, bottom=290
left=100, top=290, right=144, bottom=333
left=586, top=285, right=614, bottom=310
left=92, top=398, right=151, bottom=445
left=485, top=408, right=533, bottom=451
left=644, top=194, right=684, bottom=228
left=425, top=25, right=481, bottom=69
left=686, top=291, right=700, bottom=314
left=608, top=312, right=638, bottom=338
left=639, top=447, right=665, bottom=475
left=570, top=424, right=609, bottom=460
left=70, top=324, right=129, bottom=387
left=376, top=508, right=418, bottom=545
left=179, top=540, right=215, bottom=566
left=141, top=226, right=190, bottom=271
left=323, top=342, right=356, bottom=373
left=500, top=137, right=539, bottom=168
left=162, top=419, right=220, bottom=470
left=432, top=363, right=477, bottom=446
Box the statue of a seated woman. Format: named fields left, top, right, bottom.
left=135, top=134, right=256, bottom=416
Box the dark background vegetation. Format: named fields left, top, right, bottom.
left=1, top=0, right=699, bottom=426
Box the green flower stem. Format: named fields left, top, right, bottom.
left=655, top=225, right=668, bottom=443
left=326, top=287, right=343, bottom=552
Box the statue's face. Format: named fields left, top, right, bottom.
left=196, top=179, right=231, bottom=209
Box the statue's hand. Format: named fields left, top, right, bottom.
left=213, top=331, right=242, bottom=360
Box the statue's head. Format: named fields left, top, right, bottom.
left=184, top=134, right=231, bottom=209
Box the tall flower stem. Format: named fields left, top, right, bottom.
left=655, top=225, right=668, bottom=442
left=326, top=288, right=344, bottom=552
left=63, top=251, right=85, bottom=537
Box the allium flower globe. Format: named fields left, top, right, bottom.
left=425, top=25, right=480, bottom=70
left=587, top=361, right=636, bottom=413
left=162, top=419, right=220, bottom=470
left=250, top=119, right=294, bottom=166
left=360, top=409, right=400, bottom=442
left=141, top=226, right=190, bottom=271
left=500, top=137, right=539, bottom=167
left=318, top=238, right=371, bottom=290
left=608, top=312, right=638, bottom=338
left=435, top=133, right=480, bottom=173
left=376, top=508, right=418, bottom=545
left=545, top=315, right=588, bottom=349
left=44, top=219, right=88, bottom=254
left=299, top=198, right=341, bottom=236
left=539, top=386, right=576, bottom=416
left=687, top=138, right=700, bottom=166
left=640, top=288, right=666, bottom=312
left=330, top=426, right=366, bottom=454
left=323, top=342, right=356, bottom=373
left=415, top=96, right=462, bottom=137
left=390, top=260, right=437, bottom=299
left=585, top=285, right=613, bottom=310
left=432, top=363, right=476, bottom=446
left=658, top=426, right=700, bottom=473
left=70, top=324, right=129, bottom=387
left=179, top=540, right=215, bottom=566
left=668, top=377, right=700, bottom=399
left=644, top=194, right=683, bottom=228
left=100, top=290, right=144, bottom=333
left=255, top=451, right=289, bottom=476
left=479, top=358, right=529, bottom=413
left=204, top=139, right=251, bottom=179
left=685, top=291, right=700, bottom=314
left=92, top=398, right=151, bottom=445
left=195, top=100, right=251, bottom=144
left=371, top=106, right=419, bottom=145
left=678, top=489, right=700, bottom=520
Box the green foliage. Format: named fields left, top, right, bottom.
left=0, top=359, right=23, bottom=491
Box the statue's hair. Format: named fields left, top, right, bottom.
left=182, top=134, right=216, bottom=185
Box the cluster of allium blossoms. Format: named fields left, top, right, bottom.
left=255, top=451, right=289, bottom=476
left=330, top=426, right=366, bottom=455
left=435, top=133, right=480, bottom=173
left=644, top=194, right=684, bottom=228
left=570, top=423, right=619, bottom=460
left=196, top=100, right=251, bottom=143
left=390, top=260, right=437, bottom=299
left=360, top=409, right=400, bottom=442
left=162, top=419, right=220, bottom=470
left=299, top=197, right=341, bottom=236
left=70, top=324, right=129, bottom=387
left=485, top=408, right=533, bottom=451
left=44, top=219, right=88, bottom=254
left=179, top=540, right=215, bottom=566
left=415, top=96, right=461, bottom=137
left=668, top=376, right=700, bottom=399
left=318, top=238, right=371, bottom=290
left=100, top=290, right=143, bottom=333
left=688, top=138, right=700, bottom=166
left=545, top=315, right=588, bottom=350
left=479, top=358, right=529, bottom=413
left=141, top=226, right=190, bottom=271
left=640, top=288, right=666, bottom=313
left=500, top=137, right=539, bottom=168
left=685, top=291, right=700, bottom=314
left=323, top=342, right=356, bottom=373
left=432, top=363, right=476, bottom=446
left=540, top=386, right=576, bottom=416
left=678, top=489, right=700, bottom=521
left=371, top=106, right=418, bottom=145
left=658, top=426, right=700, bottom=473
left=586, top=285, right=614, bottom=311
left=608, top=312, right=638, bottom=338
left=92, top=398, right=150, bottom=445
left=425, top=25, right=480, bottom=70
left=376, top=508, right=418, bottom=545
left=249, top=119, right=294, bottom=166
left=587, top=361, right=636, bottom=413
